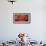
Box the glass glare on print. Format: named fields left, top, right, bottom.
left=13, top=13, right=31, bottom=24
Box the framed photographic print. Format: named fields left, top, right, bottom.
left=13, top=13, right=31, bottom=24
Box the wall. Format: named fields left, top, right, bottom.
left=0, top=0, right=46, bottom=41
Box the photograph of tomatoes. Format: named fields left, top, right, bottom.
left=15, top=15, right=28, bottom=21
